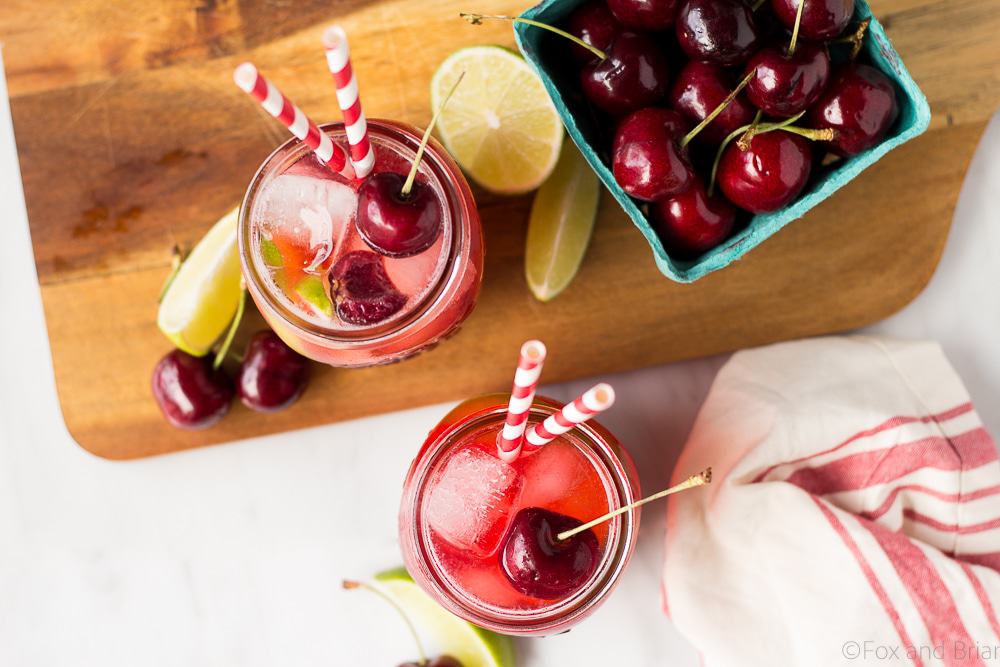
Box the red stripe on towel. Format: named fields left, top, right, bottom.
left=786, top=429, right=996, bottom=496
left=862, top=518, right=986, bottom=667
left=810, top=496, right=923, bottom=666
left=753, top=403, right=974, bottom=483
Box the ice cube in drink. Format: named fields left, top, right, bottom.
left=424, top=442, right=524, bottom=557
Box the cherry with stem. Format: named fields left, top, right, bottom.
left=708, top=111, right=834, bottom=196
left=355, top=72, right=464, bottom=257
left=717, top=119, right=835, bottom=213
left=680, top=69, right=755, bottom=151
left=613, top=69, right=754, bottom=201
left=745, top=0, right=830, bottom=118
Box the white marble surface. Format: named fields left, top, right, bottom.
left=1, top=42, right=999, bottom=666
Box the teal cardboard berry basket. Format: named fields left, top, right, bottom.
left=513, top=0, right=931, bottom=283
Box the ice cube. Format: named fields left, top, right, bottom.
left=425, top=445, right=524, bottom=557
left=256, top=173, right=357, bottom=271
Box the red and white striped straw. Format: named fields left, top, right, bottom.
left=497, top=340, right=547, bottom=462
left=520, top=383, right=616, bottom=456
left=322, top=26, right=375, bottom=179
left=233, top=62, right=354, bottom=179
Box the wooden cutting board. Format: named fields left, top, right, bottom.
left=4, top=0, right=998, bottom=459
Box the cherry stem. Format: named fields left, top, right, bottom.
left=460, top=12, right=607, bottom=61
left=213, top=287, right=246, bottom=371
left=737, top=109, right=764, bottom=151
left=343, top=579, right=428, bottom=665
left=556, top=468, right=712, bottom=542
left=680, top=69, right=755, bottom=149
left=158, top=244, right=187, bottom=304
left=401, top=71, right=465, bottom=197
left=708, top=111, right=806, bottom=196
left=832, top=19, right=870, bottom=60
left=751, top=0, right=767, bottom=9
left=788, top=0, right=806, bottom=56
left=778, top=125, right=836, bottom=141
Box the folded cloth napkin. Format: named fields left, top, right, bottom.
left=663, top=336, right=1000, bottom=666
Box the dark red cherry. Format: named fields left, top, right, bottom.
left=236, top=331, right=309, bottom=413
left=356, top=172, right=442, bottom=257
left=669, top=61, right=756, bottom=146
left=651, top=178, right=737, bottom=258
left=718, top=130, right=812, bottom=213
left=807, top=63, right=899, bottom=157
left=745, top=42, right=830, bottom=117
left=676, top=0, right=759, bottom=67
left=328, top=250, right=407, bottom=326
left=566, top=1, right=624, bottom=63
left=771, top=0, right=854, bottom=41
left=612, top=108, right=693, bottom=201
left=607, top=0, right=680, bottom=30
left=500, top=508, right=599, bottom=600
left=152, top=350, right=233, bottom=429
left=581, top=31, right=670, bottom=117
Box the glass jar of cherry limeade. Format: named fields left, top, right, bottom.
left=238, top=119, right=484, bottom=367
left=399, top=394, right=641, bottom=636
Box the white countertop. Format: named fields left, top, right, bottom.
left=2, top=45, right=999, bottom=666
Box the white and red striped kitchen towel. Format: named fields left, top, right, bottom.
left=663, top=336, right=1000, bottom=666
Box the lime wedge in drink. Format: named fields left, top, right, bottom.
left=157, top=207, right=243, bottom=356
left=525, top=140, right=600, bottom=302
left=431, top=46, right=563, bottom=194
left=295, top=275, right=333, bottom=318
left=374, top=567, right=516, bottom=667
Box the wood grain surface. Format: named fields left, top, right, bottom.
left=3, top=0, right=998, bottom=459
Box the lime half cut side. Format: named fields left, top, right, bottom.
left=374, top=567, right=516, bottom=667
left=431, top=46, right=563, bottom=195
left=157, top=207, right=243, bottom=356
left=525, top=140, right=600, bottom=302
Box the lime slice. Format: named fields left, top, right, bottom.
left=525, top=140, right=600, bottom=302
left=431, top=46, right=563, bottom=194
left=157, top=207, right=242, bottom=356
left=374, top=567, right=515, bottom=667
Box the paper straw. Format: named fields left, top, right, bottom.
left=520, top=384, right=616, bottom=456
left=233, top=62, right=354, bottom=179
left=323, top=26, right=375, bottom=179
left=497, top=340, right=547, bottom=462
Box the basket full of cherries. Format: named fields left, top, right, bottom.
left=509, top=0, right=931, bottom=282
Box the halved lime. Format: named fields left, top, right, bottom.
left=431, top=46, right=563, bottom=194
left=157, top=207, right=242, bottom=356
left=374, top=567, right=515, bottom=667
left=525, top=140, right=600, bottom=301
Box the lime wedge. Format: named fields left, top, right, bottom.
left=295, top=275, right=333, bottom=318
left=259, top=237, right=283, bottom=267
left=157, top=207, right=242, bottom=356
left=431, top=46, right=563, bottom=194
left=374, top=567, right=515, bottom=667
left=525, top=140, right=600, bottom=302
